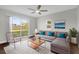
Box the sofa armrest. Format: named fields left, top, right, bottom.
left=66, top=36, right=70, bottom=42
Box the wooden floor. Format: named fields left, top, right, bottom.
left=0, top=42, right=9, bottom=54
left=0, top=42, right=79, bottom=54
left=0, top=48, right=6, bottom=54
left=70, top=43, right=79, bottom=54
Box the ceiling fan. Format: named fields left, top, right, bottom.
left=28, top=5, right=48, bottom=15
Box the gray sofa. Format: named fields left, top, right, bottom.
left=51, top=38, right=70, bottom=54
left=38, top=31, right=70, bottom=54
left=38, top=31, right=56, bottom=42
left=38, top=35, right=56, bottom=42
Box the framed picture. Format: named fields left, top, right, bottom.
left=47, top=20, right=52, bottom=28
left=54, top=21, right=65, bottom=29
left=47, top=25, right=51, bottom=28
left=47, top=20, right=52, bottom=24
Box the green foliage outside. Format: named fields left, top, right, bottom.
left=12, top=31, right=28, bottom=37
left=11, top=23, right=29, bottom=37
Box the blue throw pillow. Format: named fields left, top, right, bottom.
left=48, top=32, right=54, bottom=36
left=39, top=31, right=45, bottom=35
left=57, top=33, right=66, bottom=38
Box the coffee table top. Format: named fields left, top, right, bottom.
left=30, top=39, right=45, bottom=46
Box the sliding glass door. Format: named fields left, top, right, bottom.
left=10, top=16, right=29, bottom=38
left=21, top=20, right=29, bottom=36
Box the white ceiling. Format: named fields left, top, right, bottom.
left=0, top=5, right=78, bottom=18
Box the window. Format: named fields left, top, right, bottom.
left=10, top=16, right=29, bottom=37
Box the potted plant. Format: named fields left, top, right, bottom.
left=69, top=28, right=78, bottom=44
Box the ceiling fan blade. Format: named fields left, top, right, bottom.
left=37, top=5, right=41, bottom=10
left=31, top=12, right=35, bottom=14
left=38, top=12, right=41, bottom=15
left=40, top=10, right=48, bottom=12
left=28, top=8, right=35, bottom=11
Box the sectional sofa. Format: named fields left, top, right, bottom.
left=39, top=31, right=67, bottom=41
left=38, top=31, right=56, bottom=42
left=39, top=31, right=70, bottom=54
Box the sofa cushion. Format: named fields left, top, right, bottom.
left=38, top=35, right=46, bottom=38
left=39, top=31, right=45, bottom=35
left=51, top=38, right=70, bottom=53
left=47, top=32, right=54, bottom=36
left=38, top=35, right=56, bottom=41
left=52, top=38, right=67, bottom=47
left=56, top=32, right=66, bottom=38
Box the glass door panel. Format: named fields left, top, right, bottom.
left=21, top=20, right=29, bottom=36
left=10, top=17, right=21, bottom=37
left=10, top=16, right=29, bottom=38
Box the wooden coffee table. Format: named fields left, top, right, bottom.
left=29, top=38, right=45, bottom=49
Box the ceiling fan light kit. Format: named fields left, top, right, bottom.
left=36, top=10, right=40, bottom=13
left=28, top=5, right=48, bottom=15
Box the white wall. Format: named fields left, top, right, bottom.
left=77, top=6, right=79, bottom=48
left=0, top=14, right=9, bottom=43
left=37, top=8, right=77, bottom=32
left=77, top=7, right=79, bottom=31
left=0, top=9, right=37, bottom=43
left=29, top=18, right=37, bottom=35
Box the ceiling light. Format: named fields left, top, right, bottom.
left=36, top=10, right=40, bottom=13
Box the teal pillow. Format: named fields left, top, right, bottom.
left=56, top=33, right=65, bottom=38
left=48, top=32, right=54, bottom=36
left=39, top=31, right=45, bottom=35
